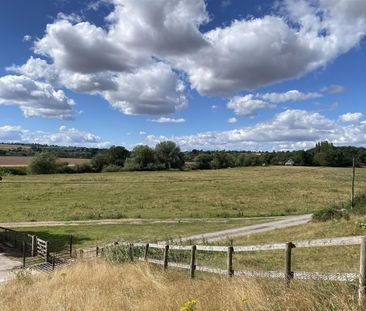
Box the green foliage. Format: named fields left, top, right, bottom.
left=312, top=205, right=349, bottom=222
left=0, top=166, right=27, bottom=176
left=28, top=153, right=58, bottom=174
left=124, top=145, right=157, bottom=171
left=91, top=152, right=109, bottom=172
left=211, top=152, right=234, bottom=169
left=193, top=154, right=212, bottom=169
left=155, top=141, right=184, bottom=169
left=106, top=146, right=130, bottom=167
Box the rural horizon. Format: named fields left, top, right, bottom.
left=1, top=1, right=366, bottom=310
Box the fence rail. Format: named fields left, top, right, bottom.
left=88, top=235, right=366, bottom=307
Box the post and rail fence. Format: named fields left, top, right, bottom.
left=79, top=234, right=366, bottom=307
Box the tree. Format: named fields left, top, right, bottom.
left=194, top=154, right=212, bottom=169
left=155, top=141, right=184, bottom=169
left=28, top=153, right=58, bottom=174
left=211, top=152, right=234, bottom=169
left=106, top=146, right=130, bottom=167
left=91, top=152, right=109, bottom=172
left=124, top=145, right=157, bottom=170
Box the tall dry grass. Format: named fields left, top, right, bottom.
left=0, top=260, right=360, bottom=311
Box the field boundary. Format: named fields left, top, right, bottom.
left=78, top=235, right=366, bottom=306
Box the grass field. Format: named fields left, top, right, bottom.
left=0, top=166, right=364, bottom=222
left=0, top=156, right=90, bottom=167
left=15, top=218, right=267, bottom=250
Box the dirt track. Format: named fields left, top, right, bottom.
left=170, top=214, right=312, bottom=243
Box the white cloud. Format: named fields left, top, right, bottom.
left=139, top=131, right=147, bottom=135
left=211, top=105, right=219, bottom=111
left=34, top=19, right=146, bottom=74
left=102, top=63, right=187, bottom=115
left=259, top=90, right=322, bottom=103
left=339, top=112, right=363, bottom=123
left=227, top=117, right=237, bottom=123
left=0, top=75, right=74, bottom=119
left=4, top=0, right=366, bottom=117
left=174, top=0, right=366, bottom=94
left=0, top=125, right=110, bottom=147
left=147, top=109, right=366, bottom=150
left=227, top=95, right=274, bottom=117
left=321, top=85, right=346, bottom=94
left=150, top=117, right=186, bottom=123
left=22, top=35, right=32, bottom=42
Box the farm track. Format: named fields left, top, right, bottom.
left=0, top=216, right=281, bottom=228
left=169, top=214, right=313, bottom=243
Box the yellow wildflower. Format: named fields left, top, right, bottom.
left=180, top=299, right=198, bottom=311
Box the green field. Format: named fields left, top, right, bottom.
left=15, top=218, right=266, bottom=250
left=0, top=166, right=364, bottom=222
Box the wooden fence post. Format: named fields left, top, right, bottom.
left=285, top=242, right=294, bottom=287
left=144, top=243, right=149, bottom=262
left=227, top=246, right=234, bottom=277
left=358, top=236, right=366, bottom=306
left=352, top=156, right=356, bottom=208
left=22, top=240, right=26, bottom=268
left=96, top=246, right=99, bottom=257
left=31, top=235, right=36, bottom=257
left=129, top=244, right=134, bottom=262
left=45, top=241, right=49, bottom=263
left=69, top=235, right=73, bottom=258
left=190, top=245, right=196, bottom=279
left=163, top=245, right=169, bottom=270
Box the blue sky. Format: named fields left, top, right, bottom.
left=0, top=0, right=366, bottom=151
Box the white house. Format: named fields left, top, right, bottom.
left=285, top=159, right=295, bottom=166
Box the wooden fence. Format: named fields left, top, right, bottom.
left=86, top=235, right=366, bottom=306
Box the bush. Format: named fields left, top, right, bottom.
left=0, top=166, right=27, bottom=176
left=312, top=205, right=349, bottom=222
left=28, top=153, right=58, bottom=174
left=74, top=163, right=93, bottom=173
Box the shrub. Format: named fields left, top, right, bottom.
left=0, top=166, right=27, bottom=176
left=28, top=153, right=58, bottom=174
left=74, top=163, right=93, bottom=173
left=312, top=205, right=349, bottom=222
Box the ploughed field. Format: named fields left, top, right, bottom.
left=0, top=166, right=364, bottom=222
left=0, top=156, right=90, bottom=167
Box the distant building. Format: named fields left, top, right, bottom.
left=285, top=159, right=295, bottom=166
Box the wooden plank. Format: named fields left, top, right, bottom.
left=294, top=272, right=358, bottom=282
left=294, top=236, right=362, bottom=248
left=149, top=243, right=167, bottom=249
left=236, top=270, right=284, bottom=279
left=235, top=243, right=286, bottom=252
left=169, top=245, right=192, bottom=251
left=196, top=245, right=227, bottom=252
left=196, top=265, right=227, bottom=275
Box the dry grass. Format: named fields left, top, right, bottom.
left=0, top=261, right=359, bottom=311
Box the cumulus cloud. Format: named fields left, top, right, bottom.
left=150, top=117, right=186, bottom=123
left=227, top=95, right=274, bottom=117
left=339, top=112, right=363, bottom=123
left=259, top=90, right=322, bottom=103
left=4, top=0, right=366, bottom=117
left=0, top=125, right=109, bottom=147
left=147, top=109, right=366, bottom=150
left=227, top=117, right=237, bottom=123
left=102, top=63, right=187, bottom=115
left=0, top=75, right=74, bottom=119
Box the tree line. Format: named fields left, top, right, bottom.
left=2, top=140, right=366, bottom=175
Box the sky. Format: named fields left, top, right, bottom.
left=0, top=0, right=366, bottom=151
